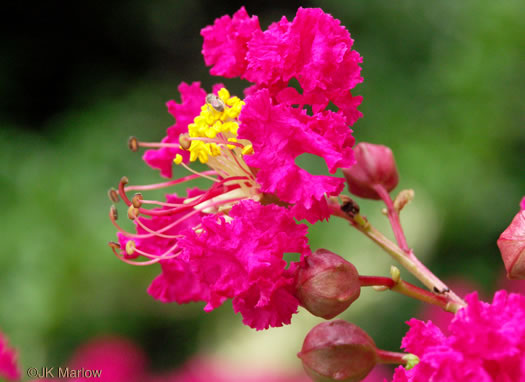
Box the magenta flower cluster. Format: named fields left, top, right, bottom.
left=102, top=5, right=525, bottom=382
left=394, top=291, right=525, bottom=381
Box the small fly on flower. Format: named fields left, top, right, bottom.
left=205, top=93, right=225, bottom=112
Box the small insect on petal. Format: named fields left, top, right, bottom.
left=206, top=93, right=225, bottom=112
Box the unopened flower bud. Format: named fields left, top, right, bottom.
left=498, top=210, right=525, bottom=279
left=296, top=249, right=361, bottom=319
left=298, top=320, right=378, bottom=382
left=342, top=143, right=399, bottom=200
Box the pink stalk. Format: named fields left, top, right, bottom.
left=329, top=201, right=466, bottom=308
left=373, top=183, right=409, bottom=252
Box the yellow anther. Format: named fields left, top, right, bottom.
left=190, top=140, right=212, bottom=163
left=174, top=154, right=183, bottom=165
left=190, top=150, right=198, bottom=162
left=205, top=111, right=217, bottom=125
left=205, top=127, right=217, bottom=138
left=221, top=122, right=238, bottom=135
left=226, top=96, right=240, bottom=107
left=198, top=150, right=209, bottom=163
left=241, top=144, right=254, bottom=156
left=218, top=88, right=230, bottom=101
left=210, top=143, right=221, bottom=156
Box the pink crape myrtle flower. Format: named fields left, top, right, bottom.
left=392, top=290, right=525, bottom=381
left=66, top=337, right=147, bottom=382
left=142, top=6, right=363, bottom=222
left=111, top=6, right=362, bottom=330
left=32, top=336, right=147, bottom=382
left=0, top=331, right=20, bottom=381
left=111, top=88, right=313, bottom=329
left=32, top=336, right=310, bottom=382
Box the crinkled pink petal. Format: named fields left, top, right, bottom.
left=401, top=319, right=446, bottom=356
left=233, top=283, right=299, bottom=330
left=68, top=336, right=147, bottom=382
left=329, top=90, right=364, bottom=126
left=0, top=333, right=20, bottom=381
left=244, top=16, right=291, bottom=85
left=520, top=196, right=525, bottom=211
left=450, top=291, right=525, bottom=362
left=391, top=366, right=410, bottom=382
left=148, top=258, right=209, bottom=304
left=244, top=8, right=363, bottom=92
left=177, top=200, right=310, bottom=329
left=201, top=7, right=260, bottom=78
left=204, top=8, right=363, bottom=123
left=243, top=8, right=363, bottom=123
left=239, top=89, right=354, bottom=222
left=284, top=8, right=363, bottom=93
left=143, top=82, right=206, bottom=178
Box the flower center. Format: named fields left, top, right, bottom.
left=108, top=88, right=262, bottom=265
left=175, top=87, right=258, bottom=201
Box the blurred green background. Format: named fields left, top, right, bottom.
left=1, top=0, right=523, bottom=379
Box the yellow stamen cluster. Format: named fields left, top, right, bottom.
left=179, top=88, right=248, bottom=164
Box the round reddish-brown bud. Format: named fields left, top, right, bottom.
left=298, top=320, right=378, bottom=382
left=342, top=142, right=399, bottom=200
left=296, top=249, right=361, bottom=319
left=498, top=210, right=525, bottom=279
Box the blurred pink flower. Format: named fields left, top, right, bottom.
left=65, top=336, right=147, bottom=382
left=0, top=331, right=20, bottom=381
left=148, top=357, right=309, bottom=382
left=33, top=336, right=309, bottom=382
